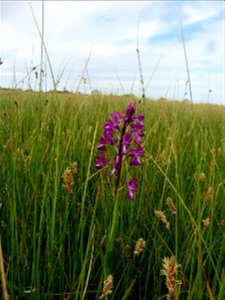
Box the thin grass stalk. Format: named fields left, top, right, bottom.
left=75, top=50, right=92, bottom=93
left=77, top=121, right=99, bottom=260
left=74, top=170, right=99, bottom=299
left=115, top=69, right=125, bottom=94
left=12, top=59, right=17, bottom=89
left=85, top=67, right=93, bottom=94
left=29, top=1, right=57, bottom=91
left=104, top=190, right=120, bottom=274
left=23, top=56, right=32, bottom=90
left=33, top=128, right=58, bottom=290
left=56, top=58, right=70, bottom=90
left=203, top=270, right=214, bottom=300
left=79, top=120, right=99, bottom=219
left=31, top=186, right=38, bottom=292
left=74, top=123, right=99, bottom=299
left=206, top=63, right=212, bottom=103
left=136, top=14, right=146, bottom=105
left=129, top=66, right=137, bottom=95
left=170, top=129, right=181, bottom=262
left=121, top=278, right=136, bottom=300
left=218, top=268, right=225, bottom=299
left=50, top=119, right=61, bottom=252
left=0, top=238, right=10, bottom=300
left=81, top=230, right=95, bottom=300
left=136, top=49, right=146, bottom=105
left=9, top=156, right=20, bottom=298
left=179, top=11, right=193, bottom=104
left=46, top=245, right=64, bottom=293
left=145, top=51, right=164, bottom=91
left=39, top=0, right=44, bottom=92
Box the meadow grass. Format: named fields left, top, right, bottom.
left=0, top=88, right=225, bottom=299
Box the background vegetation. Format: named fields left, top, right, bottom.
left=0, top=88, right=225, bottom=299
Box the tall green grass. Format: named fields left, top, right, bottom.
left=0, top=88, right=225, bottom=299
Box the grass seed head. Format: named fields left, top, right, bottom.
left=218, top=219, right=225, bottom=226
left=100, top=275, right=113, bottom=299
left=155, top=210, right=170, bottom=230
left=201, top=186, right=214, bottom=203
left=202, top=217, right=210, bottom=229
left=166, top=197, right=176, bottom=215
left=161, top=256, right=180, bottom=300
left=71, top=162, right=78, bottom=174
left=134, top=237, right=146, bottom=256
left=200, top=172, right=206, bottom=182
left=100, top=234, right=107, bottom=248
left=63, top=168, right=74, bottom=194
left=3, top=138, right=13, bottom=149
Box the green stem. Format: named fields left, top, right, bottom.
left=104, top=120, right=127, bottom=273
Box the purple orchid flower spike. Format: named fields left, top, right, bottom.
left=95, top=101, right=144, bottom=200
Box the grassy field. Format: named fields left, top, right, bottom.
left=0, top=88, right=225, bottom=299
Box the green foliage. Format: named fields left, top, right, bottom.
left=0, top=89, right=225, bottom=299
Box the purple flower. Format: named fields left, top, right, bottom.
left=134, top=129, right=144, bottom=144
left=130, top=145, right=144, bottom=166
left=130, top=115, right=144, bottom=145
left=130, top=156, right=141, bottom=166
left=126, top=178, right=138, bottom=200
left=103, top=115, right=122, bottom=145
left=121, top=132, right=132, bottom=155
left=104, top=119, right=117, bottom=133
left=136, top=115, right=144, bottom=121
left=95, top=152, right=109, bottom=169
left=131, top=121, right=144, bottom=132
left=111, top=112, right=122, bottom=123
left=125, top=102, right=136, bottom=122
left=134, top=134, right=142, bottom=145
left=97, top=137, right=107, bottom=151
left=104, top=130, right=117, bottom=144
left=111, top=155, right=122, bottom=176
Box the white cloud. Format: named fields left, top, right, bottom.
left=182, top=2, right=223, bottom=25
left=1, top=1, right=224, bottom=104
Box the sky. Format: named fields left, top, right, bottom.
left=1, top=0, right=224, bottom=104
